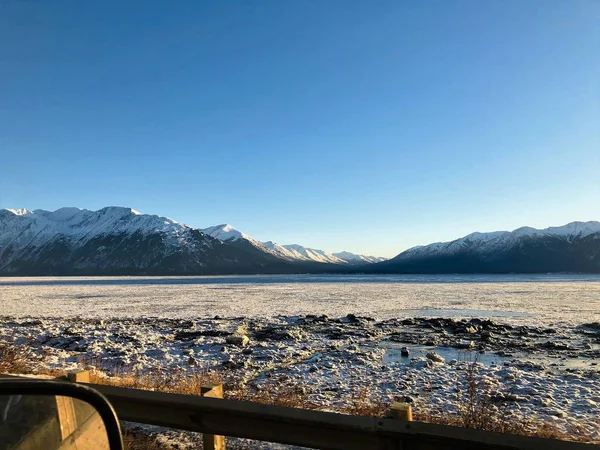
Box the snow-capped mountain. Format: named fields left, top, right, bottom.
left=371, top=221, right=600, bottom=274
left=268, top=243, right=347, bottom=264
left=201, top=224, right=385, bottom=265
left=332, top=251, right=387, bottom=264
left=0, top=207, right=302, bottom=275
left=202, top=224, right=254, bottom=243
left=3, top=208, right=596, bottom=275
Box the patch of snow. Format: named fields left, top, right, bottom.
left=5, top=208, right=33, bottom=216
left=201, top=224, right=249, bottom=242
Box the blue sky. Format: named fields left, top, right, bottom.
left=1, top=1, right=598, bottom=257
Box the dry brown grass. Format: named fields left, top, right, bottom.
left=0, top=341, right=35, bottom=374
left=226, top=379, right=319, bottom=410
left=122, top=431, right=169, bottom=450
left=338, top=386, right=387, bottom=417
left=87, top=367, right=223, bottom=395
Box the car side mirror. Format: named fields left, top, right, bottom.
left=0, top=379, right=123, bottom=450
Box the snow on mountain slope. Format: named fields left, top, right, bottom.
left=1, top=208, right=383, bottom=272
left=332, top=251, right=387, bottom=264
left=202, top=224, right=252, bottom=242
left=202, top=224, right=384, bottom=264
left=280, top=244, right=347, bottom=264
left=0, top=207, right=211, bottom=272
left=397, top=221, right=600, bottom=260
left=201, top=225, right=293, bottom=260
left=262, top=241, right=296, bottom=259
left=0, top=206, right=189, bottom=251
left=209, top=231, right=347, bottom=264
left=1, top=207, right=308, bottom=275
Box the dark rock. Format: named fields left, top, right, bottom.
left=490, top=392, right=527, bottom=403
left=426, top=352, right=445, bottom=363
left=541, top=341, right=570, bottom=350
left=175, top=329, right=232, bottom=340
left=19, top=320, right=43, bottom=327
left=394, top=395, right=416, bottom=403
left=254, top=326, right=304, bottom=341
left=481, top=331, right=495, bottom=341
left=222, top=360, right=238, bottom=369
left=225, top=335, right=250, bottom=347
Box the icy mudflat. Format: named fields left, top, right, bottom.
left=1, top=274, right=599, bottom=445
left=2, top=274, right=600, bottom=325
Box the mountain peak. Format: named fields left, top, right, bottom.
left=4, top=208, right=33, bottom=216
left=201, top=224, right=248, bottom=242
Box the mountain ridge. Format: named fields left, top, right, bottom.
left=0, top=207, right=309, bottom=275
left=367, top=221, right=600, bottom=274
left=1, top=206, right=598, bottom=275
left=201, top=223, right=384, bottom=265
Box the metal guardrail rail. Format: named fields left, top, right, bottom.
left=1, top=373, right=596, bottom=450
left=87, top=382, right=595, bottom=450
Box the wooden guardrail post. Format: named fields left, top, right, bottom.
left=382, top=403, right=413, bottom=450
left=56, top=395, right=78, bottom=440
left=67, top=370, right=90, bottom=383
left=201, top=383, right=226, bottom=450
left=388, top=402, right=413, bottom=421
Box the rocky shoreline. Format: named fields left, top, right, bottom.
left=1, top=314, right=599, bottom=441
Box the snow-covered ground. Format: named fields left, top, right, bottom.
left=1, top=275, right=599, bottom=444
left=1, top=274, right=600, bottom=325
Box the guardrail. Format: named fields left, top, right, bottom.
left=1, top=372, right=595, bottom=450
left=86, top=379, right=593, bottom=450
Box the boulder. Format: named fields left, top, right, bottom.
left=457, top=339, right=475, bottom=349
left=426, top=352, right=445, bottom=363
left=225, top=335, right=250, bottom=347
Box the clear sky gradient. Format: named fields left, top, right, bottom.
left=1, top=1, right=598, bottom=257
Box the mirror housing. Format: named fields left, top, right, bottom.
left=0, top=379, right=123, bottom=450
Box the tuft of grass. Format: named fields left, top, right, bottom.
left=0, top=340, right=35, bottom=374
left=87, top=366, right=223, bottom=395
left=339, top=386, right=387, bottom=417
left=226, top=379, right=320, bottom=410
left=122, top=431, right=169, bottom=450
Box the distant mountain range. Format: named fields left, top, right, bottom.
left=201, top=223, right=386, bottom=265
left=368, top=221, right=600, bottom=274
left=0, top=207, right=384, bottom=275
left=1, top=206, right=598, bottom=275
